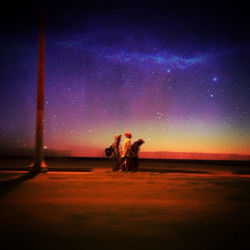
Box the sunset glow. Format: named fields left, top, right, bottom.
left=0, top=1, right=249, bottom=159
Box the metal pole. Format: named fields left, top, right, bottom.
left=33, top=0, right=47, bottom=172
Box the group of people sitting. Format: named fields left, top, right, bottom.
left=106, top=132, right=145, bottom=171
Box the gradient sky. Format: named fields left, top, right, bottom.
left=0, top=0, right=250, bottom=157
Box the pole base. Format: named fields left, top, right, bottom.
left=29, top=160, right=48, bottom=173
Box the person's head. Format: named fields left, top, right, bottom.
left=124, top=132, right=132, bottom=139
left=115, top=134, right=121, bottom=142
left=137, top=139, right=145, bottom=145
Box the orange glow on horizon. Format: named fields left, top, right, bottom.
left=43, top=118, right=250, bottom=159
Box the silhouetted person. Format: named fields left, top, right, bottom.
left=130, top=139, right=145, bottom=171
left=121, top=132, right=132, bottom=171
left=111, top=134, right=122, bottom=171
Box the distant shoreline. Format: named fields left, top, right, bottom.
left=0, top=155, right=249, bottom=166
left=0, top=148, right=250, bottom=161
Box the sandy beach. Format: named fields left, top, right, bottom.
left=0, top=158, right=250, bottom=249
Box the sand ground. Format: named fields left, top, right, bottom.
left=0, top=162, right=250, bottom=250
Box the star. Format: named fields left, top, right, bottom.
left=157, top=112, right=163, bottom=119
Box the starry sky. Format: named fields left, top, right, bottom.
left=0, top=0, right=250, bottom=158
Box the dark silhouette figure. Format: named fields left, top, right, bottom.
left=128, top=139, right=145, bottom=171
left=111, top=134, right=122, bottom=171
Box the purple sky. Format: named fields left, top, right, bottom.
left=0, top=0, right=249, bottom=157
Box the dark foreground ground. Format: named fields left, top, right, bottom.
left=0, top=158, right=250, bottom=249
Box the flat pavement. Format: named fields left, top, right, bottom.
left=0, top=167, right=250, bottom=250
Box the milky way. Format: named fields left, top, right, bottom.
left=0, top=1, right=249, bottom=157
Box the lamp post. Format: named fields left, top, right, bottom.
left=32, top=0, right=47, bottom=172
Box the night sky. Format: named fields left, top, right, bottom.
left=0, top=0, right=249, bottom=158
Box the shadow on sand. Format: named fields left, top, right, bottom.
left=0, top=170, right=38, bottom=198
